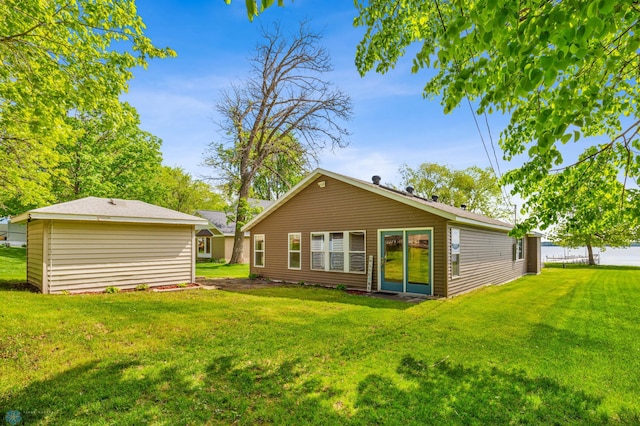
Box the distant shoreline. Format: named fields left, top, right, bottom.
left=542, top=242, right=640, bottom=247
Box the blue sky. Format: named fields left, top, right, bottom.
left=123, top=0, right=518, bottom=188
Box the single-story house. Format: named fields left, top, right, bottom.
left=195, top=199, right=273, bottom=263
left=242, top=169, right=541, bottom=298
left=12, top=197, right=208, bottom=294
left=0, top=217, right=26, bottom=246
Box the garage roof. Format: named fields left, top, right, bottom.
left=12, top=197, right=209, bottom=226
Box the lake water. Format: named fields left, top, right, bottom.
left=542, top=245, right=640, bottom=267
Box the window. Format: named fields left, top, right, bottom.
left=451, top=254, right=460, bottom=277
left=451, top=228, right=460, bottom=277
left=197, top=237, right=210, bottom=255
left=254, top=234, right=265, bottom=267
left=329, top=232, right=344, bottom=271
left=349, top=231, right=366, bottom=273
left=514, top=237, right=524, bottom=261
left=311, top=233, right=325, bottom=270
left=310, top=231, right=366, bottom=274
left=288, top=233, right=301, bottom=269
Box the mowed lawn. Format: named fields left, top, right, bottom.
left=1, top=247, right=639, bottom=424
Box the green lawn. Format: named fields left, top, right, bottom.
left=1, top=248, right=639, bottom=424
left=196, top=261, right=249, bottom=279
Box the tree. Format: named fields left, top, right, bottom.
left=204, top=22, right=353, bottom=264
left=49, top=104, right=163, bottom=205
left=151, top=167, right=226, bottom=214
left=250, top=139, right=310, bottom=201
left=526, top=153, right=639, bottom=265
left=399, top=162, right=510, bottom=219
left=354, top=0, right=640, bottom=234
left=224, top=0, right=286, bottom=21
left=0, top=0, right=174, bottom=214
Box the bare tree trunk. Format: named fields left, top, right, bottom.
left=587, top=244, right=595, bottom=265
left=228, top=176, right=251, bottom=264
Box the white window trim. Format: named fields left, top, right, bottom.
left=254, top=234, right=265, bottom=268
left=514, top=237, right=525, bottom=261
left=451, top=227, right=461, bottom=278
left=288, top=232, right=302, bottom=270
left=309, top=230, right=366, bottom=274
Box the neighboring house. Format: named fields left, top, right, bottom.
left=195, top=199, right=273, bottom=263
left=243, top=169, right=542, bottom=298
left=0, top=218, right=27, bottom=246
left=12, top=197, right=208, bottom=294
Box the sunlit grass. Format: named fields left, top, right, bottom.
left=1, top=249, right=639, bottom=424
left=196, top=261, right=249, bottom=278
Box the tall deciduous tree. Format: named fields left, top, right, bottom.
left=526, top=154, right=639, bottom=265
left=151, top=167, right=226, bottom=214
left=353, top=0, right=640, bottom=234
left=204, top=22, right=352, bottom=264
left=0, top=0, right=174, bottom=214
left=399, top=162, right=510, bottom=219
left=50, top=104, right=163, bottom=205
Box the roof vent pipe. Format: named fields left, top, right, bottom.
left=431, top=195, right=439, bottom=202
left=406, top=186, right=414, bottom=195
left=461, top=204, right=467, bottom=210
left=372, top=175, right=381, bottom=185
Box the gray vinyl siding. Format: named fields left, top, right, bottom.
left=26, top=220, right=45, bottom=290
left=446, top=225, right=527, bottom=297
left=45, top=221, right=193, bottom=294
left=249, top=175, right=448, bottom=296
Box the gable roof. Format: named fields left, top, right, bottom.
left=196, top=199, right=275, bottom=236
left=195, top=210, right=234, bottom=236
left=243, top=168, right=514, bottom=232
left=12, top=197, right=208, bottom=226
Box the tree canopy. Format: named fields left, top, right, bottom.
left=224, top=0, right=286, bottom=21
left=353, top=0, right=639, bottom=234
left=399, top=162, right=510, bottom=219
left=1, top=0, right=174, bottom=213
left=204, top=21, right=352, bottom=263
left=150, top=166, right=226, bottom=214
left=50, top=104, right=163, bottom=206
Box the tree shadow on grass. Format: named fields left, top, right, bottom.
left=223, top=285, right=415, bottom=310
left=3, top=354, right=635, bottom=424
left=0, top=356, right=346, bottom=425
left=355, top=355, right=630, bottom=424
left=0, top=280, right=36, bottom=292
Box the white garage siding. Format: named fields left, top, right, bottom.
left=26, top=220, right=45, bottom=290
left=45, top=221, right=194, bottom=294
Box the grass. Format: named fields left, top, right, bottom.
left=1, top=247, right=640, bottom=424
left=0, top=246, right=26, bottom=285
left=195, top=261, right=249, bottom=279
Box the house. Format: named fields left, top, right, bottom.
left=11, top=197, right=208, bottom=294
left=0, top=218, right=26, bottom=246
left=195, top=199, right=273, bottom=263
left=242, top=169, right=541, bottom=298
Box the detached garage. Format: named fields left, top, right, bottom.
left=11, top=197, right=208, bottom=294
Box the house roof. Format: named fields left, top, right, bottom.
left=11, top=197, right=209, bottom=226
left=243, top=168, right=515, bottom=232
left=195, top=210, right=234, bottom=236
left=196, top=199, right=274, bottom=237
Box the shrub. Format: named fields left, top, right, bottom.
left=104, top=286, right=120, bottom=294
left=135, top=283, right=150, bottom=291
left=336, top=284, right=347, bottom=291
left=177, top=282, right=188, bottom=288
left=248, top=273, right=259, bottom=280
